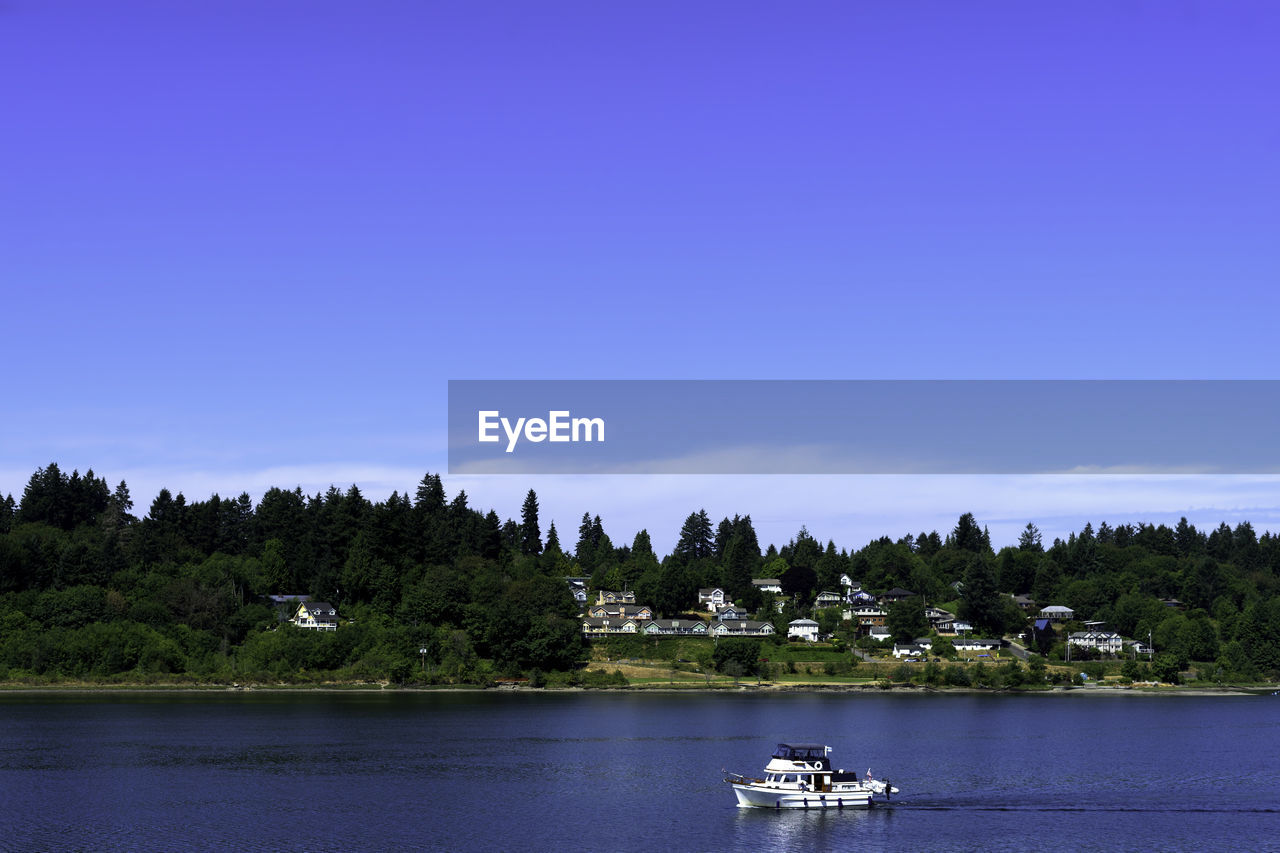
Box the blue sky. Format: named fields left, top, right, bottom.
left=3, top=2, right=1278, bottom=553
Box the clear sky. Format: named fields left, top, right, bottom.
left=3, top=2, right=1278, bottom=553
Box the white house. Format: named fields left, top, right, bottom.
left=697, top=588, right=728, bottom=610
left=867, top=626, right=892, bottom=643
left=787, top=619, right=820, bottom=642
left=290, top=601, right=339, bottom=631
left=1039, top=605, right=1075, bottom=622
left=752, top=578, right=782, bottom=595
left=1068, top=630, right=1124, bottom=656
left=953, top=637, right=1001, bottom=654
left=892, top=643, right=925, bottom=659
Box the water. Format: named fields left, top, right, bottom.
left=1, top=691, right=1277, bottom=851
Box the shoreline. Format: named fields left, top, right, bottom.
left=0, top=681, right=1271, bottom=697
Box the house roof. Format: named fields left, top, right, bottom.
left=1040, top=605, right=1074, bottom=613
left=882, top=587, right=915, bottom=598
left=752, top=578, right=782, bottom=585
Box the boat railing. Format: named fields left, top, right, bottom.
left=725, top=772, right=764, bottom=785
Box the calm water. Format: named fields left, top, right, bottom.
left=1, top=690, right=1278, bottom=851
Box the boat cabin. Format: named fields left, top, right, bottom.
left=772, top=743, right=831, bottom=764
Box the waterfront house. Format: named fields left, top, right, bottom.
left=1012, top=594, right=1037, bottom=613
left=1068, top=629, right=1124, bottom=656
left=711, top=620, right=775, bottom=638
left=643, top=619, right=709, bottom=637
left=1039, top=605, right=1075, bottom=623
left=290, top=601, right=339, bottom=631
left=697, top=588, right=728, bottom=610
left=853, top=604, right=887, bottom=629
left=925, top=607, right=955, bottom=629
left=839, top=574, right=862, bottom=594
left=952, top=637, right=1001, bottom=654
left=787, top=619, right=820, bottom=642
left=581, top=617, right=641, bottom=636
left=815, top=591, right=844, bottom=608
left=587, top=603, right=653, bottom=621
left=892, top=643, right=925, bottom=659
left=879, top=587, right=916, bottom=605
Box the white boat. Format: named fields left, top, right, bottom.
left=726, top=742, right=899, bottom=809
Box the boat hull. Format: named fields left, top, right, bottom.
left=731, top=782, right=873, bottom=809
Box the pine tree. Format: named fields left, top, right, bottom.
left=1018, top=523, right=1043, bottom=552
left=673, top=510, right=714, bottom=564
left=575, top=512, right=596, bottom=571
left=519, top=489, right=542, bottom=556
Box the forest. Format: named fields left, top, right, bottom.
left=1, top=463, right=1278, bottom=686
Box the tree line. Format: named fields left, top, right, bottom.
left=1, top=463, right=1278, bottom=684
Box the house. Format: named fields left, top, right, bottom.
left=938, top=619, right=974, bottom=636
left=1068, top=629, right=1124, bottom=656
left=290, top=601, right=339, bottom=631
left=565, top=577, right=590, bottom=604
left=814, top=591, right=844, bottom=608
left=643, top=619, right=709, bottom=636
left=586, top=603, right=653, bottom=621
left=697, top=588, right=727, bottom=610
left=867, top=626, right=892, bottom=643
left=839, top=574, right=861, bottom=593
left=752, top=578, right=783, bottom=595
left=716, top=605, right=751, bottom=621
left=711, top=620, right=775, bottom=638
left=892, top=643, right=925, bottom=659
left=952, top=637, right=1001, bottom=654
left=925, top=606, right=954, bottom=628
left=787, top=619, right=820, bottom=642
left=597, top=589, right=636, bottom=605
left=1128, top=640, right=1154, bottom=657
left=913, top=637, right=934, bottom=651
left=853, top=603, right=887, bottom=628
left=879, top=587, right=916, bottom=605
left=1011, top=594, right=1037, bottom=613
left=581, top=617, right=641, bottom=636
left=1039, top=605, right=1075, bottom=623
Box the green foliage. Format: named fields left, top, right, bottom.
left=713, top=638, right=763, bottom=676
left=3, top=465, right=1280, bottom=689
left=886, top=597, right=927, bottom=643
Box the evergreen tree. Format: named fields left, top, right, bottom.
left=958, top=554, right=1004, bottom=635
left=673, top=510, right=714, bottom=564
left=1018, top=523, right=1043, bottom=552
left=575, top=512, right=596, bottom=571
left=0, top=494, right=14, bottom=534
left=519, top=489, right=542, bottom=556
left=948, top=513, right=989, bottom=554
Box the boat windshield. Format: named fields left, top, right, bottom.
left=772, top=743, right=830, bottom=762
